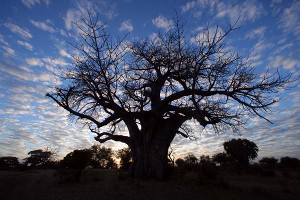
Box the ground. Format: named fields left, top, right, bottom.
left=0, top=169, right=299, bottom=200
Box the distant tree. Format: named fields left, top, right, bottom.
left=24, top=148, right=55, bottom=168
left=62, top=149, right=92, bottom=181
left=259, top=157, right=278, bottom=168
left=280, top=157, right=300, bottom=170
left=90, top=145, right=117, bottom=169
left=184, top=153, right=199, bottom=168
left=223, top=138, right=258, bottom=168
left=116, top=147, right=132, bottom=170
left=212, top=152, right=232, bottom=166
left=175, top=158, right=185, bottom=168
left=0, top=157, right=19, bottom=170
left=46, top=13, right=293, bottom=179
left=199, top=155, right=211, bottom=164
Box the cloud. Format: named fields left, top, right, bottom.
left=278, top=1, right=300, bottom=39
left=180, top=0, right=265, bottom=24
left=4, top=23, right=32, bottom=39
left=245, top=26, right=267, bottom=39
left=216, top=0, right=265, bottom=24
left=152, top=15, right=173, bottom=31
left=118, top=20, right=133, bottom=32
left=269, top=55, right=300, bottom=70
left=1, top=46, right=16, bottom=56
left=59, top=49, right=72, bottom=58
left=0, top=34, right=9, bottom=46
left=21, top=0, right=51, bottom=8
left=17, top=40, right=33, bottom=51
left=64, top=0, right=117, bottom=32
left=26, top=58, right=43, bottom=66
left=30, top=19, right=56, bottom=33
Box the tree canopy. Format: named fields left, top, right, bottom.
left=46, top=13, right=293, bottom=179
left=223, top=138, right=258, bottom=167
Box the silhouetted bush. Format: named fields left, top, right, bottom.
left=259, top=157, right=278, bottom=169
left=280, top=157, right=300, bottom=170
left=61, top=149, right=93, bottom=181
left=0, top=156, right=19, bottom=170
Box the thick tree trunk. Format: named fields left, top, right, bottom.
left=128, top=136, right=170, bottom=180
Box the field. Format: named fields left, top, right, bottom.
left=0, top=169, right=299, bottom=200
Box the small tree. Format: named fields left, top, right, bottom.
left=0, top=157, right=19, bottom=170
left=24, top=149, right=54, bottom=168
left=212, top=152, right=232, bottom=166
left=62, top=149, right=92, bottom=181
left=116, top=147, right=132, bottom=170
left=90, top=145, right=117, bottom=169
left=175, top=158, right=185, bottom=168
left=223, top=138, right=258, bottom=168
left=259, top=157, right=278, bottom=168
left=184, top=153, right=199, bottom=170
left=280, top=157, right=300, bottom=170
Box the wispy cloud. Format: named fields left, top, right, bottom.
left=59, top=49, right=72, bottom=58
left=4, top=23, right=32, bottom=39
left=26, top=58, right=43, bottom=66
left=152, top=15, right=173, bottom=31
left=269, top=55, right=300, bottom=70
left=278, top=1, right=300, bottom=39
left=21, top=0, right=51, bottom=8
left=17, top=40, right=33, bottom=51
left=119, top=20, right=133, bottom=32
left=1, top=45, right=16, bottom=56
left=30, top=19, right=56, bottom=33
left=0, top=34, right=9, bottom=46
left=245, top=26, right=267, bottom=39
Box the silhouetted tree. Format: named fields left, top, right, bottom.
left=280, top=157, right=300, bottom=170
left=116, top=147, right=132, bottom=170
left=46, top=13, right=293, bottom=179
left=62, top=149, right=92, bottom=181
left=212, top=152, right=232, bottom=166
left=259, top=157, right=278, bottom=168
left=175, top=158, right=185, bottom=168
left=223, top=139, right=258, bottom=168
left=24, top=149, right=55, bottom=168
left=0, top=157, right=19, bottom=170
left=89, top=145, right=117, bottom=169
left=184, top=153, right=199, bottom=170
left=199, top=155, right=211, bottom=164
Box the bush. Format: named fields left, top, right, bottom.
left=61, top=149, right=92, bottom=182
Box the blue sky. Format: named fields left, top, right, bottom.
left=0, top=0, right=299, bottom=161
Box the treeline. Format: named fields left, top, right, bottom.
left=1, top=139, right=299, bottom=182
left=0, top=145, right=132, bottom=177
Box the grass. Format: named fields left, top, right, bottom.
left=0, top=168, right=299, bottom=200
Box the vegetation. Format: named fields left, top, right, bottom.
left=89, top=145, right=117, bottom=169
left=0, top=156, right=19, bottom=170
left=24, top=148, right=56, bottom=168
left=46, top=13, right=293, bottom=179
left=223, top=138, right=259, bottom=168
left=116, top=147, right=132, bottom=170
left=61, top=149, right=92, bottom=181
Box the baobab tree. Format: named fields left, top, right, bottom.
left=47, top=14, right=292, bottom=180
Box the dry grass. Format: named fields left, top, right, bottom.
left=0, top=169, right=299, bottom=200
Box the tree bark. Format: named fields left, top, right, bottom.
left=128, top=136, right=170, bottom=180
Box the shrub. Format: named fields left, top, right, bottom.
left=61, top=149, right=92, bottom=181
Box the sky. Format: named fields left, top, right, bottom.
left=0, top=0, right=299, bottom=162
